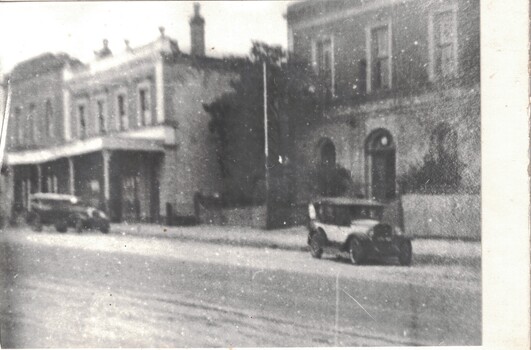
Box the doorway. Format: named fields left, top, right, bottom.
left=365, top=129, right=396, bottom=201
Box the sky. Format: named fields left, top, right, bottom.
left=0, top=1, right=294, bottom=73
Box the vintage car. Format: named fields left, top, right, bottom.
left=27, top=193, right=110, bottom=234
left=307, top=197, right=412, bottom=266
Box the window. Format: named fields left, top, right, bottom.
left=46, top=175, right=58, bottom=193
left=312, top=37, right=334, bottom=96
left=368, top=24, right=392, bottom=92
left=96, top=98, right=107, bottom=134
left=45, top=99, right=54, bottom=138
left=28, top=103, right=37, bottom=143
left=14, top=107, right=22, bottom=144
left=116, top=93, right=128, bottom=130
left=77, top=103, right=87, bottom=139
left=137, top=83, right=152, bottom=126
left=429, top=8, right=457, bottom=80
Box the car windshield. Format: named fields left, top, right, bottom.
left=349, top=206, right=382, bottom=220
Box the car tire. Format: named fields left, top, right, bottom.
left=31, top=214, right=43, bottom=232
left=74, top=219, right=83, bottom=234
left=348, top=238, right=365, bottom=265
left=309, top=230, right=324, bottom=259
left=100, top=224, right=110, bottom=234
left=55, top=220, right=68, bottom=233
left=398, top=240, right=413, bottom=266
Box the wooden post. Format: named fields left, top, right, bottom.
left=102, top=150, right=111, bottom=212
left=68, top=157, right=75, bottom=195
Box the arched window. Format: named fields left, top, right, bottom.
left=430, top=122, right=460, bottom=189
left=319, top=139, right=336, bottom=168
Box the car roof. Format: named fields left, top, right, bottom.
left=312, top=197, right=384, bottom=207
left=30, top=192, right=80, bottom=202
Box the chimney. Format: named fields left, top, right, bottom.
left=94, top=39, right=112, bottom=59
left=189, top=2, right=205, bottom=56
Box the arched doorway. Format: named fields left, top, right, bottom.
left=319, top=139, right=336, bottom=169
left=365, top=129, right=396, bottom=201
left=316, top=138, right=337, bottom=197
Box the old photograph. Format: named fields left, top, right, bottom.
left=0, top=0, right=505, bottom=347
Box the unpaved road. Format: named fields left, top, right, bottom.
left=0, top=227, right=481, bottom=347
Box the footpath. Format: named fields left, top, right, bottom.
left=112, top=223, right=481, bottom=266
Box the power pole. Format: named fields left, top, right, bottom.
left=263, top=61, right=270, bottom=229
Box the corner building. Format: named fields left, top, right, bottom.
left=6, top=6, right=240, bottom=223
left=286, top=0, right=480, bottom=203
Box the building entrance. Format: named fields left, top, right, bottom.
left=366, top=129, right=396, bottom=201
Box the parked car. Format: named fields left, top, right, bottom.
left=307, top=197, right=412, bottom=266
left=27, top=193, right=110, bottom=234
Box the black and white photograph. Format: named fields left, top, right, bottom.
left=0, top=0, right=528, bottom=348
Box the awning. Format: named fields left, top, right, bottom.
left=7, top=136, right=165, bottom=166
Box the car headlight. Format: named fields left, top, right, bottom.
left=98, top=211, right=107, bottom=219
left=395, top=227, right=403, bottom=236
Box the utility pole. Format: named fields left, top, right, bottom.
left=263, top=61, right=270, bottom=229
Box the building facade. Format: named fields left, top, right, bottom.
left=286, top=0, right=480, bottom=204
left=5, top=5, right=241, bottom=223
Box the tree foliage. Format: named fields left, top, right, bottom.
left=203, top=41, right=319, bottom=206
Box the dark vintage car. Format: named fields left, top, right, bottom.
left=27, top=193, right=110, bottom=234
left=307, top=197, right=412, bottom=266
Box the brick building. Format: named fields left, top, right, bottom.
left=286, top=0, right=480, bottom=205
left=5, top=4, right=242, bottom=223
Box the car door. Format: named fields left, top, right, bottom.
left=318, top=205, right=343, bottom=243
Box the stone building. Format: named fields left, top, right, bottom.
left=5, top=4, right=242, bottom=223
left=286, top=0, right=480, bottom=205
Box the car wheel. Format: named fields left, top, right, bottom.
left=31, top=214, right=43, bottom=232
left=74, top=219, right=83, bottom=234
left=55, top=220, right=68, bottom=233
left=348, top=238, right=365, bottom=265
left=309, top=231, right=324, bottom=259
left=100, top=223, right=110, bottom=234
left=398, top=240, right=412, bottom=266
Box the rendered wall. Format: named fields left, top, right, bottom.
left=402, top=194, right=480, bottom=240
left=162, top=61, right=238, bottom=216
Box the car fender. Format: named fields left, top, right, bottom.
left=343, top=232, right=371, bottom=250
left=308, top=224, right=329, bottom=245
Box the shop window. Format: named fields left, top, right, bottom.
left=46, top=175, right=58, bottom=193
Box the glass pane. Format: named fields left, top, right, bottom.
left=372, top=26, right=388, bottom=57
left=436, top=11, right=453, bottom=44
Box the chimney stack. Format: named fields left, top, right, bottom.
left=189, top=2, right=205, bottom=56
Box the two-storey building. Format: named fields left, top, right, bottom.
left=286, top=0, right=480, bottom=203
left=5, top=4, right=241, bottom=223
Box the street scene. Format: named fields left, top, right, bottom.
left=0, top=0, right=482, bottom=347
left=1, top=224, right=480, bottom=347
